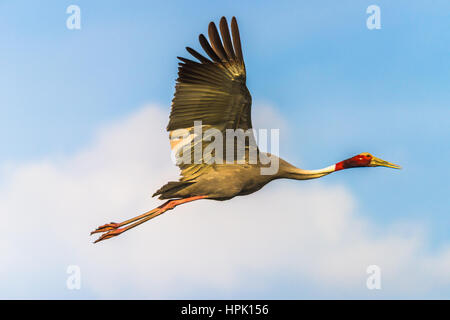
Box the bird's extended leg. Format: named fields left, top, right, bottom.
left=91, top=195, right=206, bottom=244
left=90, top=206, right=163, bottom=235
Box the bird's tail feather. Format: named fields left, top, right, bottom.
left=152, top=181, right=194, bottom=199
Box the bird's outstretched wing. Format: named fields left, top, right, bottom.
left=167, top=17, right=254, bottom=181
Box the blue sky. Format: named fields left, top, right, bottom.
left=1, top=1, right=449, bottom=299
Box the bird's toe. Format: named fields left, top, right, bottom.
left=93, top=228, right=125, bottom=243
left=90, top=222, right=120, bottom=235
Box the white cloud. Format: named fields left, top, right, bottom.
left=1, top=103, right=450, bottom=299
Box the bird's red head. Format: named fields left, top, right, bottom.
left=335, top=152, right=401, bottom=171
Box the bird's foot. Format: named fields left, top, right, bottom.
left=90, top=222, right=120, bottom=235
left=93, top=228, right=125, bottom=244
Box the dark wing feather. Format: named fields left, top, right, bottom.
left=185, top=47, right=211, bottom=64
left=199, top=34, right=221, bottom=63
left=231, top=17, right=244, bottom=63
left=208, top=22, right=228, bottom=61
left=219, top=17, right=236, bottom=60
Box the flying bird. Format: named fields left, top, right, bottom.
left=91, top=17, right=400, bottom=243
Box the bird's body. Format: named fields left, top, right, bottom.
left=156, top=161, right=271, bottom=200
left=91, top=16, right=400, bottom=243
left=154, top=154, right=276, bottom=200
left=153, top=155, right=334, bottom=201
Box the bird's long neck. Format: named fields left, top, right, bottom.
left=279, top=155, right=365, bottom=180
left=282, top=163, right=341, bottom=180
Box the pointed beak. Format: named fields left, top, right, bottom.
left=370, top=156, right=402, bottom=169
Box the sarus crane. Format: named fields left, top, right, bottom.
left=91, top=16, right=400, bottom=243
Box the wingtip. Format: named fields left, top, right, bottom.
left=231, top=17, right=239, bottom=31
left=208, top=21, right=218, bottom=36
